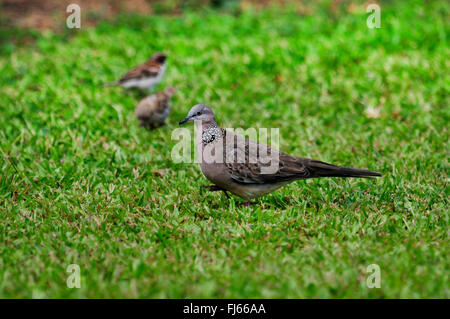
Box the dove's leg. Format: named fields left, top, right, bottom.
left=202, top=185, right=222, bottom=191
left=202, top=185, right=231, bottom=199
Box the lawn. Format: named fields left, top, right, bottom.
left=0, top=0, right=448, bottom=298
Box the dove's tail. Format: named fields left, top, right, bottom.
left=308, top=160, right=382, bottom=179
left=100, top=81, right=120, bottom=87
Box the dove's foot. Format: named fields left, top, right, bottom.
left=240, top=201, right=256, bottom=207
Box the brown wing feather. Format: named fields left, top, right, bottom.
left=225, top=154, right=312, bottom=184
left=222, top=130, right=311, bottom=184
left=119, top=60, right=160, bottom=82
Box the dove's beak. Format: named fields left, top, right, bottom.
left=179, top=117, right=189, bottom=125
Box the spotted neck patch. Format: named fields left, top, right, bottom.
left=202, top=126, right=223, bottom=145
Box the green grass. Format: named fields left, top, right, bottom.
left=0, top=0, right=449, bottom=298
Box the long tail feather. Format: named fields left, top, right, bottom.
left=308, top=160, right=382, bottom=179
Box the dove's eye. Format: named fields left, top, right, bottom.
left=196, top=111, right=201, bottom=115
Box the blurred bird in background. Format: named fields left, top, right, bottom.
left=135, top=86, right=177, bottom=129
left=103, top=52, right=167, bottom=91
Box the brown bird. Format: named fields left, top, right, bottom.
left=179, top=104, right=382, bottom=206
left=103, top=52, right=167, bottom=91
left=135, top=86, right=177, bottom=129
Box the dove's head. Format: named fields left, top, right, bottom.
left=179, top=104, right=216, bottom=125
left=151, top=52, right=167, bottom=65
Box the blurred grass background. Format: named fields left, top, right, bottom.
left=0, top=0, right=448, bottom=298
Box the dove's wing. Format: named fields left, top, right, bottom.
left=223, top=130, right=311, bottom=184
